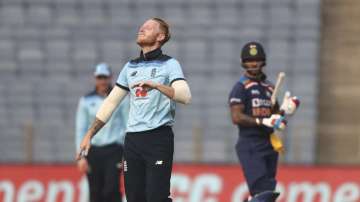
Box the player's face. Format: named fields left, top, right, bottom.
left=136, top=20, right=163, bottom=47
left=95, top=75, right=111, bottom=91
left=243, top=60, right=264, bottom=76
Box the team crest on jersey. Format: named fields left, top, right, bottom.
left=130, top=71, right=137, bottom=77
left=151, top=68, right=156, bottom=78
left=251, top=89, right=260, bottom=95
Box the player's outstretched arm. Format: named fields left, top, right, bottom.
left=76, top=86, right=128, bottom=160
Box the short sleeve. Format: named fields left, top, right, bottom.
left=228, top=82, right=246, bottom=106
left=116, top=63, right=130, bottom=91
left=168, top=59, right=185, bottom=85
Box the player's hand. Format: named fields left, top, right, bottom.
left=76, top=134, right=91, bottom=160
left=77, top=158, right=89, bottom=173
left=280, top=91, right=300, bottom=116
left=261, top=114, right=287, bottom=130
left=131, top=81, right=159, bottom=90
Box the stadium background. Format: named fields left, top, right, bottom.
left=0, top=0, right=359, bottom=201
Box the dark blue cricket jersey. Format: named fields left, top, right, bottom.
left=229, top=74, right=275, bottom=139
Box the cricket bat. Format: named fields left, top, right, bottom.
left=270, top=72, right=286, bottom=153
left=271, top=72, right=285, bottom=106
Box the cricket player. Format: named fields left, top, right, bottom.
left=76, top=63, right=129, bottom=202
left=77, top=18, right=191, bottom=202
left=228, top=42, right=298, bottom=202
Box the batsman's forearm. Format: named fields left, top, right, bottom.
left=87, top=118, right=105, bottom=138
left=232, top=114, right=259, bottom=127
left=230, top=105, right=258, bottom=127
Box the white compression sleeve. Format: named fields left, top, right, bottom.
left=96, top=86, right=128, bottom=122
left=171, top=80, right=192, bottom=105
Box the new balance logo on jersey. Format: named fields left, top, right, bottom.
left=155, top=160, right=163, bottom=165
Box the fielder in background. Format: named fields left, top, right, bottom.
left=76, top=63, right=129, bottom=202
left=77, top=18, right=191, bottom=202
left=228, top=42, right=299, bottom=202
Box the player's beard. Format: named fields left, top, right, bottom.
left=245, top=63, right=264, bottom=80
left=247, top=64, right=261, bottom=74
left=247, top=71, right=265, bottom=81
left=137, top=34, right=158, bottom=47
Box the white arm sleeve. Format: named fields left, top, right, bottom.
left=171, top=80, right=191, bottom=105
left=96, top=85, right=128, bottom=122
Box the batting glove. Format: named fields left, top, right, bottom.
left=280, top=91, right=300, bottom=116
left=256, top=114, right=287, bottom=131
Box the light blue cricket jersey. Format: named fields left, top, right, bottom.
left=75, top=88, right=129, bottom=151
left=116, top=48, right=185, bottom=133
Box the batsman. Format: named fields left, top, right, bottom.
left=228, top=42, right=299, bottom=202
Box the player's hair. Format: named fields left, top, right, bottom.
left=151, top=17, right=171, bottom=45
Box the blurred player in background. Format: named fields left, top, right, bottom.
left=77, top=18, right=191, bottom=202
left=76, top=63, right=129, bottom=202
left=229, top=42, right=286, bottom=202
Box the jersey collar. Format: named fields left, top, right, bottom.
left=140, top=48, right=163, bottom=61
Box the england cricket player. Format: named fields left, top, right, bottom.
left=76, top=63, right=129, bottom=202
left=77, top=18, right=191, bottom=202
